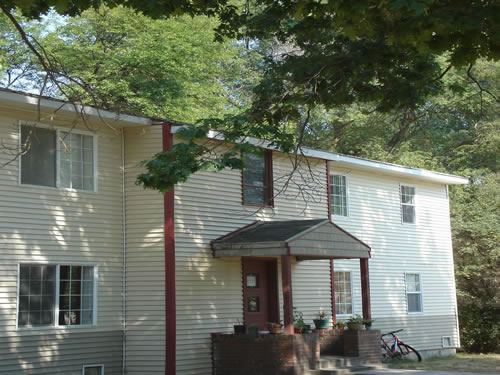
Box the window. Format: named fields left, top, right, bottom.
left=405, top=273, right=423, bottom=313
left=18, top=264, right=96, bottom=328
left=20, top=124, right=95, bottom=191
left=330, top=175, right=348, bottom=216
left=242, top=151, right=273, bottom=206
left=442, top=336, right=452, bottom=348
left=400, top=185, right=416, bottom=223
left=334, top=271, right=353, bottom=315
left=83, top=365, right=104, bottom=375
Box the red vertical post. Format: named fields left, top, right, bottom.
left=360, top=258, right=371, bottom=320
left=163, top=123, right=176, bottom=375
left=326, top=161, right=331, bottom=219
left=281, top=255, right=294, bottom=334
left=330, top=260, right=337, bottom=325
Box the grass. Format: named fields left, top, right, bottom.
left=388, top=353, right=500, bottom=373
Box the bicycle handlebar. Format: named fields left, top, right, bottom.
left=381, top=328, right=404, bottom=337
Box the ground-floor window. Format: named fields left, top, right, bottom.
left=334, top=271, right=353, bottom=315
left=405, top=272, right=423, bottom=313
left=18, top=264, right=97, bottom=328
left=83, top=365, right=104, bottom=375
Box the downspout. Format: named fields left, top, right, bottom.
left=121, top=128, right=127, bottom=374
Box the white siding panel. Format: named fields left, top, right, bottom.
left=174, top=149, right=328, bottom=374
left=124, top=126, right=165, bottom=374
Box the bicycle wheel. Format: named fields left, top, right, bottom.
left=398, top=343, right=422, bottom=362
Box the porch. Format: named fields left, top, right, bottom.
left=210, top=219, right=380, bottom=374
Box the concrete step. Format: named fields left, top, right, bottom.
left=317, top=356, right=375, bottom=368
left=306, top=365, right=378, bottom=375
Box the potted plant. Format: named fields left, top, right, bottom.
left=294, top=308, right=306, bottom=333
left=313, top=310, right=329, bottom=329
left=247, top=323, right=258, bottom=335
left=336, top=320, right=346, bottom=331
left=267, top=322, right=282, bottom=334
left=234, top=319, right=246, bottom=334
left=347, top=315, right=363, bottom=330
left=363, top=318, right=374, bottom=329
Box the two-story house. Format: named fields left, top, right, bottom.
left=0, top=89, right=468, bottom=375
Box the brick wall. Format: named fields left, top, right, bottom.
left=343, top=329, right=381, bottom=363
left=316, top=328, right=345, bottom=356
left=212, top=333, right=320, bottom=375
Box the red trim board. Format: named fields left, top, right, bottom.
left=162, top=123, right=176, bottom=375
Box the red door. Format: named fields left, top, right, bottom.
left=242, top=258, right=279, bottom=330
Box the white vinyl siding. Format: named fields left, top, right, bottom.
left=406, top=273, right=423, bottom=314
left=335, top=271, right=353, bottom=316
left=330, top=174, right=348, bottom=216
left=400, top=184, right=416, bottom=224
left=0, top=110, right=124, bottom=373
left=124, top=126, right=166, bottom=374
left=20, top=124, right=96, bottom=192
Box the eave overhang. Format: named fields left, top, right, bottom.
left=211, top=219, right=371, bottom=259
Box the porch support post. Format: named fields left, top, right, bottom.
left=360, top=258, right=371, bottom=320
left=330, top=260, right=336, bottom=324
left=281, top=255, right=294, bottom=334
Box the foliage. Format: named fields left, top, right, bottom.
left=347, top=314, right=364, bottom=323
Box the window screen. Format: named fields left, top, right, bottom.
left=59, top=265, right=94, bottom=325
left=406, top=273, right=423, bottom=313
left=18, top=265, right=56, bottom=327
left=21, top=126, right=57, bottom=187
left=400, top=185, right=416, bottom=223
left=59, top=132, right=94, bottom=190
left=242, top=151, right=273, bottom=206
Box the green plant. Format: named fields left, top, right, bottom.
left=336, top=321, right=346, bottom=328
left=294, top=308, right=306, bottom=328
left=316, top=310, right=328, bottom=320
left=362, top=318, right=374, bottom=324
left=347, top=314, right=363, bottom=323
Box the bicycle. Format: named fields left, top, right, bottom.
left=380, top=329, right=422, bottom=362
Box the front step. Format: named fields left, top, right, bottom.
left=305, top=356, right=384, bottom=375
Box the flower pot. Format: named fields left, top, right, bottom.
left=336, top=325, right=345, bottom=332
left=294, top=327, right=304, bottom=334
left=267, top=323, right=282, bottom=334
left=313, top=319, right=329, bottom=329
left=234, top=325, right=246, bottom=334
left=364, top=323, right=372, bottom=330
left=347, top=322, right=363, bottom=330
left=248, top=326, right=258, bottom=335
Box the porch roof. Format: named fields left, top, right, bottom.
left=211, top=219, right=371, bottom=259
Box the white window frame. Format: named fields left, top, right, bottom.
left=18, top=121, right=98, bottom=192
left=400, top=184, right=417, bottom=224
left=405, top=272, right=423, bottom=314
left=16, top=262, right=99, bottom=330
left=82, top=364, right=104, bottom=375
left=442, top=336, right=452, bottom=348
left=330, top=173, right=349, bottom=218
left=334, top=270, right=354, bottom=317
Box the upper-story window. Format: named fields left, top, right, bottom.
left=242, top=151, right=273, bottom=206
left=20, top=124, right=96, bottom=191
left=400, top=185, right=416, bottom=224
left=18, top=264, right=97, bottom=328
left=330, top=174, right=348, bottom=216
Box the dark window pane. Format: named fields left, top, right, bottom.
left=18, top=312, right=29, bottom=326
left=60, top=266, right=70, bottom=280
left=243, top=186, right=265, bottom=204
left=21, top=126, right=56, bottom=187
left=244, top=153, right=265, bottom=168
left=71, top=266, right=82, bottom=281
left=60, top=296, right=70, bottom=310
left=42, top=280, right=54, bottom=295
left=30, top=311, right=41, bottom=326
left=29, top=295, right=41, bottom=310
left=60, top=280, right=71, bottom=295
left=70, top=281, right=81, bottom=295
left=84, top=366, right=103, bottom=375
left=41, top=295, right=54, bottom=311
left=71, top=296, right=81, bottom=309
left=402, top=205, right=415, bottom=223
left=20, top=266, right=30, bottom=280
left=60, top=311, right=80, bottom=325
left=30, top=266, right=41, bottom=280
left=43, top=266, right=56, bottom=281
left=19, top=296, right=29, bottom=311
left=40, top=310, right=53, bottom=325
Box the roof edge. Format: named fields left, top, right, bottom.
left=171, top=126, right=469, bottom=185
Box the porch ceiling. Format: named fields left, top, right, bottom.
left=211, top=219, right=371, bottom=259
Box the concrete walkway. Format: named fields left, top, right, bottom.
left=357, top=369, right=500, bottom=375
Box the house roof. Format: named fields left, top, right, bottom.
left=211, top=219, right=371, bottom=259
left=0, top=88, right=469, bottom=185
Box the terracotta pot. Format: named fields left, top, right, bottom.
left=294, top=327, right=304, bottom=334
left=267, top=323, right=282, bottom=334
